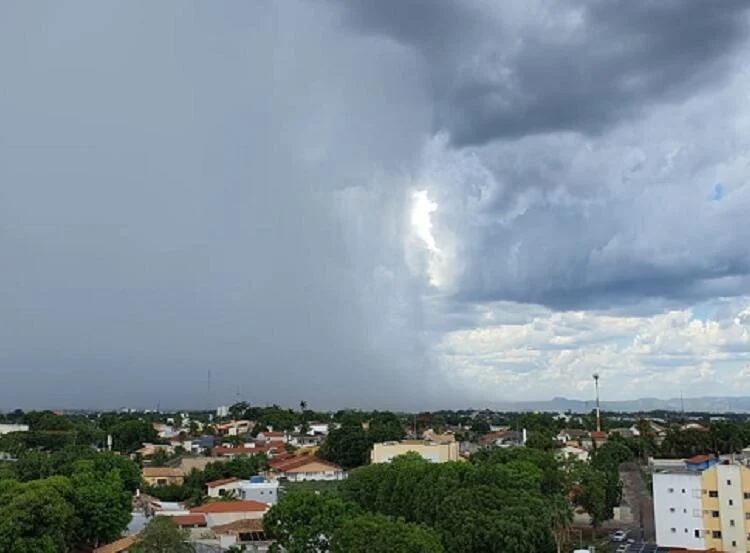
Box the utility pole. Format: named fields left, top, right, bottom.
left=593, top=373, right=601, bottom=433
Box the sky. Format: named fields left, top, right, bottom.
left=2, top=1, right=750, bottom=410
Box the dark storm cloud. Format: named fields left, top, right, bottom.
left=0, top=0, right=441, bottom=410
left=336, top=0, right=750, bottom=146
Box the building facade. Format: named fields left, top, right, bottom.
left=370, top=440, right=460, bottom=464
left=653, top=457, right=750, bottom=552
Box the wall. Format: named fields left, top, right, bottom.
left=653, top=471, right=705, bottom=550
left=239, top=482, right=278, bottom=504
left=205, top=510, right=265, bottom=527
left=208, top=482, right=241, bottom=498
left=370, top=441, right=459, bottom=464
left=716, top=464, right=745, bottom=552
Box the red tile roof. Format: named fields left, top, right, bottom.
left=190, top=500, right=269, bottom=514
left=172, top=514, right=207, bottom=526
left=260, top=431, right=284, bottom=437
left=206, top=477, right=240, bottom=488
left=94, top=536, right=138, bottom=553
left=590, top=431, right=608, bottom=439
left=687, top=454, right=714, bottom=463
left=212, top=446, right=259, bottom=455
left=270, top=456, right=342, bottom=473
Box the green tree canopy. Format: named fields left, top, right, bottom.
left=331, top=513, right=444, bottom=553
left=130, top=516, right=194, bottom=553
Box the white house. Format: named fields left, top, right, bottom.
left=308, top=422, right=330, bottom=435
left=205, top=477, right=279, bottom=505
left=558, top=445, right=589, bottom=463
left=0, top=423, right=29, bottom=435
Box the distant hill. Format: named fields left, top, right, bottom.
left=485, top=396, right=750, bottom=413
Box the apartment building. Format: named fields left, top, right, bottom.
left=653, top=455, right=750, bottom=552
left=370, top=440, right=460, bottom=464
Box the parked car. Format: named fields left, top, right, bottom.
left=610, top=530, right=627, bottom=542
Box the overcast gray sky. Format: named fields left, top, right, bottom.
left=2, top=1, right=750, bottom=410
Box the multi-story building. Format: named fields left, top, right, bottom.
left=370, top=440, right=460, bottom=463
left=653, top=455, right=750, bottom=552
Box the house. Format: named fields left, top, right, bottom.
left=0, top=423, right=29, bottom=435
left=189, top=500, right=269, bottom=526
left=238, top=476, right=279, bottom=504
left=370, top=440, right=460, bottom=463
left=681, top=423, right=709, bottom=433
left=216, top=420, right=254, bottom=437
left=172, top=514, right=208, bottom=528
left=556, top=429, right=589, bottom=444
left=269, top=456, right=346, bottom=481
left=257, top=431, right=286, bottom=443
left=608, top=427, right=635, bottom=439
left=142, top=467, right=185, bottom=487
left=558, top=445, right=590, bottom=463
left=152, top=423, right=177, bottom=439
left=479, top=429, right=527, bottom=447
left=422, top=429, right=456, bottom=444
left=211, top=519, right=271, bottom=551
left=212, top=442, right=279, bottom=458
left=590, top=431, right=608, bottom=447
left=206, top=477, right=242, bottom=498
left=287, top=433, right=324, bottom=447
left=307, top=422, right=330, bottom=435
left=135, top=443, right=174, bottom=457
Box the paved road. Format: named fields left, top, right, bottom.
left=620, top=461, right=655, bottom=542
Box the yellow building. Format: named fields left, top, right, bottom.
left=142, top=466, right=185, bottom=487
left=370, top=440, right=460, bottom=464
left=654, top=456, right=750, bottom=552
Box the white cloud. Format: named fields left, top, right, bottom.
left=437, top=297, right=750, bottom=402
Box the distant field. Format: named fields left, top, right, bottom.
left=280, top=480, right=343, bottom=496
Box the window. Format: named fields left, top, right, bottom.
left=682, top=488, right=686, bottom=493
left=713, top=530, right=722, bottom=539
left=712, top=511, right=719, bottom=518
left=709, top=490, right=718, bottom=497
left=729, top=499, right=735, bottom=506
left=668, top=487, right=675, bottom=493
left=728, top=479, right=732, bottom=485
left=731, top=520, right=736, bottom=527
left=670, top=507, right=676, bottom=513
left=670, top=528, right=676, bottom=533
left=684, top=528, right=688, bottom=533
left=683, top=508, right=687, bottom=513
left=695, top=529, right=703, bottom=538
left=746, top=513, right=750, bottom=520
left=733, top=541, right=738, bottom=548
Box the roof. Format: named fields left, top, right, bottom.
left=590, top=431, right=608, bottom=439
left=270, top=455, right=343, bottom=473
left=190, top=500, right=269, bottom=513
left=559, top=429, right=588, bottom=438
left=212, top=518, right=264, bottom=534
left=687, top=454, right=715, bottom=464
left=260, top=431, right=284, bottom=437
left=206, top=477, right=240, bottom=488
left=172, top=514, right=207, bottom=526
left=212, top=446, right=260, bottom=455
left=142, top=467, right=184, bottom=478
left=93, top=536, right=138, bottom=553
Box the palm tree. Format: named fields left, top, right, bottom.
left=299, top=400, right=307, bottom=412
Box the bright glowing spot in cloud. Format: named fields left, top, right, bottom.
left=410, top=190, right=443, bottom=287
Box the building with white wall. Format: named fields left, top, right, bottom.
left=653, top=456, right=750, bottom=553
left=0, top=423, right=29, bottom=435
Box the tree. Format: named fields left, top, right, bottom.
left=331, top=514, right=444, bottom=553
left=69, top=461, right=132, bottom=549
left=300, top=400, right=307, bottom=412
left=549, top=494, right=573, bottom=553
left=318, top=426, right=371, bottom=469
left=0, top=477, right=75, bottom=553
left=111, top=420, right=158, bottom=453
left=264, top=492, right=362, bottom=553
left=130, top=516, right=194, bottom=553
left=470, top=420, right=491, bottom=434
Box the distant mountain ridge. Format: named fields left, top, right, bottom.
left=486, top=396, right=750, bottom=413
